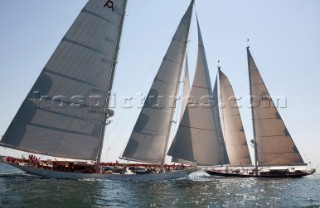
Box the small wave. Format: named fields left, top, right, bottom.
left=78, top=178, right=107, bottom=182
left=188, top=170, right=211, bottom=181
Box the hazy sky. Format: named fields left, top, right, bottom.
left=0, top=0, right=319, bottom=169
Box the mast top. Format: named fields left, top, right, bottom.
left=217, top=60, right=222, bottom=70
left=247, top=38, right=250, bottom=49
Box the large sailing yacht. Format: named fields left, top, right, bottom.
left=205, top=47, right=316, bottom=177
left=0, top=0, right=197, bottom=180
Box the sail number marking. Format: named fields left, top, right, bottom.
left=104, top=0, right=114, bottom=11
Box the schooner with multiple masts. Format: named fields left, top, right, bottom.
left=204, top=48, right=316, bottom=177
left=0, top=0, right=198, bottom=180
left=159, top=17, right=315, bottom=177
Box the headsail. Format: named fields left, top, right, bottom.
left=212, top=77, right=230, bottom=165
left=121, top=1, right=194, bottom=163
left=171, top=57, right=192, bottom=164
left=247, top=48, right=305, bottom=165
left=168, top=19, right=222, bottom=166
left=218, top=69, right=251, bottom=165
left=180, top=57, right=191, bottom=121
left=0, top=0, right=127, bottom=161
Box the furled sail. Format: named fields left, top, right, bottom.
left=0, top=0, right=127, bottom=160
left=121, top=1, right=194, bottom=163
left=168, top=20, right=222, bottom=166
left=218, top=69, right=251, bottom=165
left=247, top=48, right=305, bottom=165
left=212, top=77, right=230, bottom=165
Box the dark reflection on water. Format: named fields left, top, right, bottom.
left=0, top=164, right=319, bottom=208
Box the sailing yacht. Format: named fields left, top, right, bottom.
left=168, top=19, right=225, bottom=167
left=0, top=0, right=197, bottom=180
left=205, top=48, right=316, bottom=177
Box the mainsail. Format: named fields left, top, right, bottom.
left=247, top=47, right=305, bottom=165
left=218, top=69, right=251, bottom=165
left=121, top=1, right=194, bottom=163
left=0, top=0, right=127, bottom=161
left=168, top=20, right=222, bottom=166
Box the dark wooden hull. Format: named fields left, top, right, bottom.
left=206, top=170, right=253, bottom=177
left=206, top=168, right=316, bottom=178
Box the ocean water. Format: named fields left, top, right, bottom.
left=0, top=163, right=319, bottom=208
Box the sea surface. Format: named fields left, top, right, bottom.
left=0, top=163, right=319, bottom=208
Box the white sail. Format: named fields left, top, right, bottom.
left=121, top=1, right=194, bottom=163
left=168, top=20, right=222, bottom=166
left=0, top=0, right=127, bottom=161
left=218, top=69, right=251, bottom=165
left=171, top=57, right=193, bottom=165
left=180, top=57, right=191, bottom=121
left=247, top=48, right=305, bottom=165
left=212, top=77, right=230, bottom=165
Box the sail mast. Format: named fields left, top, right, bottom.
left=160, top=0, right=194, bottom=167
left=171, top=57, right=192, bottom=165
left=96, top=0, right=128, bottom=170
left=247, top=47, right=258, bottom=174
left=168, top=18, right=222, bottom=166
left=218, top=65, right=229, bottom=165
left=247, top=47, right=304, bottom=167
left=213, top=69, right=230, bottom=165
left=121, top=1, right=194, bottom=164
left=1, top=0, right=129, bottom=161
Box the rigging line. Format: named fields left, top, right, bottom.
left=129, top=29, right=178, bottom=93
left=114, top=13, right=180, bottom=105
left=222, top=49, right=248, bottom=95
left=162, top=4, right=194, bottom=166
left=100, top=107, right=137, bottom=159
left=249, top=47, right=279, bottom=100
left=223, top=47, right=243, bottom=66
left=169, top=2, right=195, bottom=132
left=104, top=20, right=187, bottom=161
left=105, top=31, right=175, bottom=139
left=169, top=69, right=185, bottom=143
left=167, top=56, right=189, bottom=163
left=166, top=16, right=195, bottom=164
